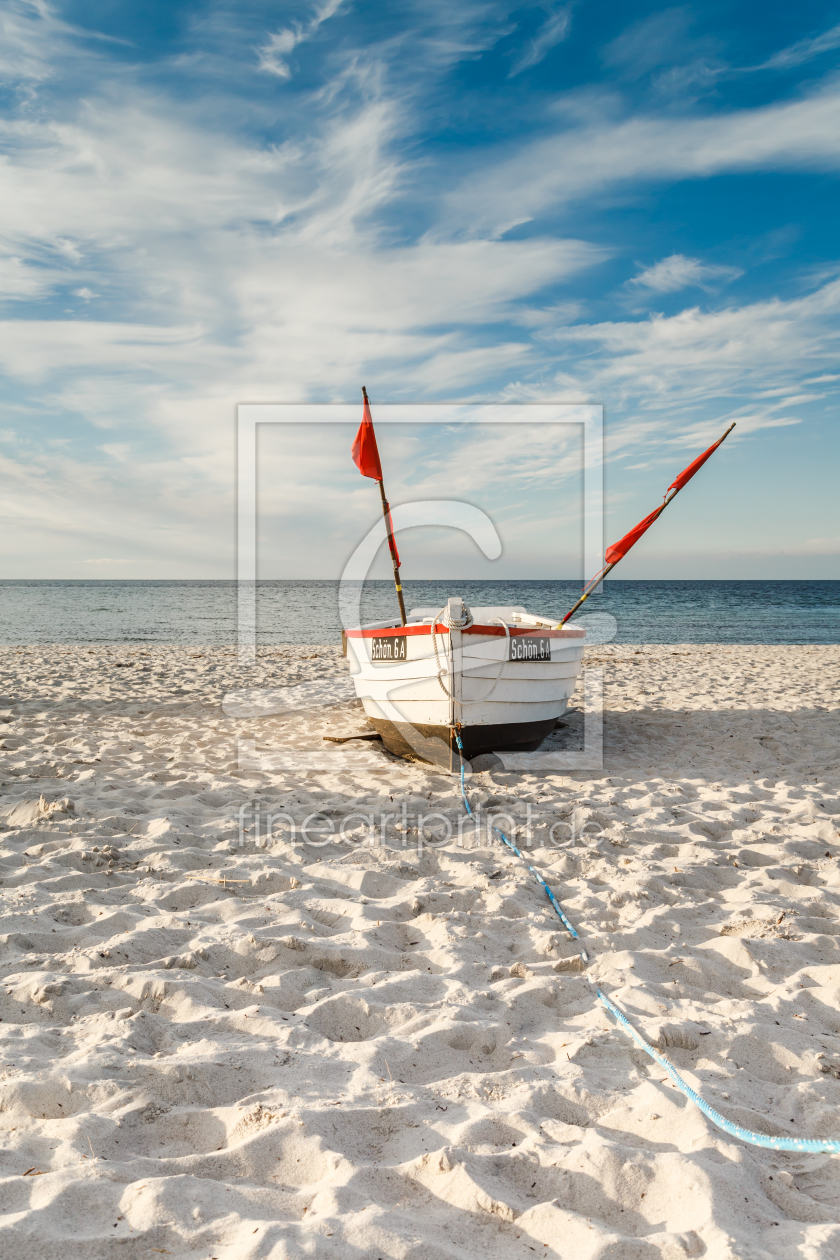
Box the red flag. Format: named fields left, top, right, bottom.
left=604, top=426, right=735, bottom=565
left=384, top=505, right=400, bottom=569
left=351, top=395, right=382, bottom=481
left=560, top=422, right=734, bottom=624
left=352, top=393, right=400, bottom=566
left=668, top=430, right=733, bottom=493
left=605, top=504, right=667, bottom=565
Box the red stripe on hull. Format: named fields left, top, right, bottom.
left=345, top=624, right=584, bottom=640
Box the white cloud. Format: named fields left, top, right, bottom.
left=761, top=22, right=840, bottom=70
left=488, top=276, right=840, bottom=509
left=0, top=248, right=56, bottom=299
left=603, top=8, right=695, bottom=76
left=629, top=254, right=742, bottom=293
left=0, top=6, right=837, bottom=577
left=257, top=0, right=344, bottom=78
left=509, top=5, right=572, bottom=76
left=0, top=0, right=63, bottom=86
left=446, top=83, right=840, bottom=233
left=257, top=30, right=297, bottom=79
left=99, top=442, right=131, bottom=461
left=0, top=0, right=130, bottom=94
left=0, top=60, right=612, bottom=577
left=547, top=276, right=840, bottom=416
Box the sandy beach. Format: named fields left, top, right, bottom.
left=1, top=642, right=839, bottom=1259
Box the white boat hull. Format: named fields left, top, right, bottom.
left=344, top=602, right=585, bottom=764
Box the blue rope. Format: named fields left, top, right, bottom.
left=452, top=729, right=840, bottom=1155
left=455, top=732, right=585, bottom=955
left=528, top=866, right=587, bottom=956
left=596, top=988, right=840, bottom=1154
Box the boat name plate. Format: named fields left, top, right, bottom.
left=509, top=636, right=552, bottom=662
left=371, top=635, right=408, bottom=662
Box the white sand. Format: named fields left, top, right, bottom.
left=0, top=642, right=839, bottom=1258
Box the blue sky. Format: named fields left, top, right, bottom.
left=0, top=0, right=838, bottom=579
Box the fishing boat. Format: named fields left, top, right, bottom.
left=342, top=387, right=735, bottom=767
left=343, top=597, right=585, bottom=764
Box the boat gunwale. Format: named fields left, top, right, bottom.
left=345, top=624, right=585, bottom=640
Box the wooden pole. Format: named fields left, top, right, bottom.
left=362, top=386, right=407, bottom=627
left=560, top=558, right=624, bottom=625
left=378, top=477, right=407, bottom=626
left=560, top=421, right=737, bottom=625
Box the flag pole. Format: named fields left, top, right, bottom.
left=560, top=421, right=736, bottom=625
left=363, top=386, right=407, bottom=627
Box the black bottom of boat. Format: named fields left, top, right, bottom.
left=369, top=717, right=557, bottom=766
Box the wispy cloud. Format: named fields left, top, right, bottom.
left=257, top=0, right=344, bottom=78
left=603, top=7, right=694, bottom=76
left=600, top=6, right=725, bottom=102
left=760, top=21, right=840, bottom=70
left=446, top=83, right=840, bottom=233
left=540, top=276, right=840, bottom=429
left=0, top=247, right=57, bottom=299
left=509, top=5, right=572, bottom=76
left=0, top=0, right=66, bottom=87
left=629, top=254, right=742, bottom=293
left=0, top=3, right=837, bottom=576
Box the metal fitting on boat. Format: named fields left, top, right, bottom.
left=443, top=596, right=474, bottom=629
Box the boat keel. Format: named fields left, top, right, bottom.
left=369, top=717, right=557, bottom=766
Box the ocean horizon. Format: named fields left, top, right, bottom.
left=0, top=578, right=837, bottom=646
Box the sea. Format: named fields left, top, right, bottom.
left=0, top=580, right=837, bottom=646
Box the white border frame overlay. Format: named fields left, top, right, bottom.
left=235, top=403, right=606, bottom=773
